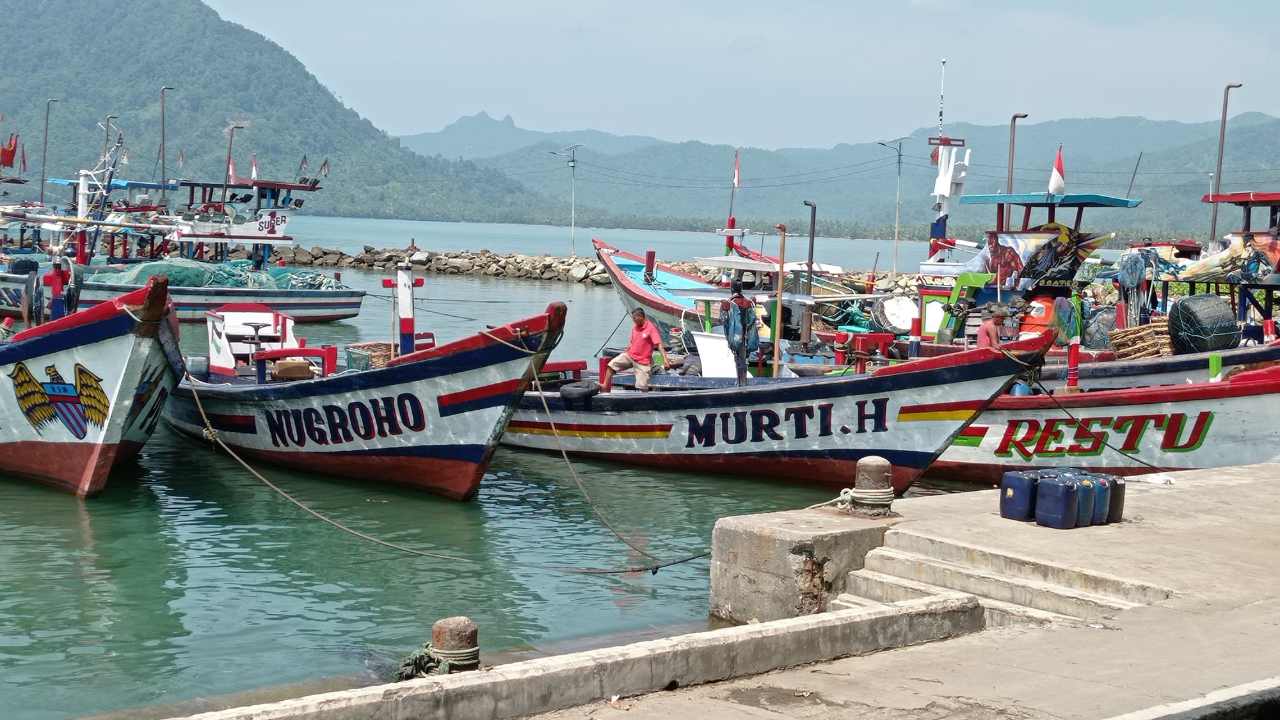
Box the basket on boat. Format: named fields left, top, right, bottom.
left=346, top=341, right=395, bottom=370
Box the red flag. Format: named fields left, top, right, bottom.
left=0, top=134, right=15, bottom=168
left=1048, top=145, right=1066, bottom=195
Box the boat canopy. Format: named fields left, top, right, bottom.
left=45, top=178, right=179, bottom=191
left=691, top=255, right=846, bottom=275
left=960, top=193, right=1141, bottom=208
left=1201, top=192, right=1280, bottom=206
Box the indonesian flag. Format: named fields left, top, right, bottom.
left=1048, top=145, right=1066, bottom=195
left=250, top=154, right=259, bottom=181
left=732, top=149, right=740, bottom=189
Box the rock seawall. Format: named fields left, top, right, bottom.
left=249, top=244, right=728, bottom=286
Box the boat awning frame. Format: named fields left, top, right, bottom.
left=959, top=193, right=1141, bottom=208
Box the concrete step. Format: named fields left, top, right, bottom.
left=827, top=593, right=888, bottom=612
left=864, top=547, right=1141, bottom=619
left=883, top=528, right=1173, bottom=604
left=843, top=569, right=1076, bottom=627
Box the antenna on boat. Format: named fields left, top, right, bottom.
left=937, top=58, right=946, bottom=138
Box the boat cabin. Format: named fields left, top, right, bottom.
left=205, top=303, right=336, bottom=382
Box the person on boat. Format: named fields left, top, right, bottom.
left=601, top=308, right=670, bottom=392
left=977, top=305, right=1008, bottom=348
left=721, top=280, right=759, bottom=385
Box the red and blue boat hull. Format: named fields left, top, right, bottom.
left=164, top=303, right=567, bottom=499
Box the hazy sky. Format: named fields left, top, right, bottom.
left=205, top=0, right=1279, bottom=149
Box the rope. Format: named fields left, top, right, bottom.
left=995, top=347, right=1162, bottom=471
left=805, top=486, right=893, bottom=510
left=183, top=373, right=473, bottom=563
left=593, top=312, right=630, bottom=358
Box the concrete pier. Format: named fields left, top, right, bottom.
left=166, top=464, right=1280, bottom=720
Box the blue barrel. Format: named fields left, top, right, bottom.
left=1089, top=474, right=1112, bottom=525
left=1074, top=477, right=1096, bottom=527
left=1105, top=475, right=1125, bottom=523
left=999, top=471, right=1038, bottom=521
left=1034, top=476, right=1078, bottom=529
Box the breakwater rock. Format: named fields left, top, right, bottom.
left=259, top=245, right=630, bottom=285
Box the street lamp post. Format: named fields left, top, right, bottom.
left=222, top=124, right=245, bottom=203
left=1209, top=82, right=1243, bottom=247
left=160, top=86, right=174, bottom=208
left=877, top=137, right=908, bottom=279
left=802, top=200, right=817, bottom=347
left=550, top=144, right=582, bottom=256
left=38, top=98, right=59, bottom=206
left=1006, top=113, right=1028, bottom=229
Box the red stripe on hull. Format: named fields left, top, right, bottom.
left=926, top=459, right=1179, bottom=486
left=232, top=447, right=489, bottom=500
left=529, top=448, right=920, bottom=495
left=899, top=399, right=985, bottom=413
left=438, top=378, right=523, bottom=407
left=0, top=440, right=142, bottom=497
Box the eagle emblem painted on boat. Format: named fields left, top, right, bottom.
left=9, top=362, right=109, bottom=439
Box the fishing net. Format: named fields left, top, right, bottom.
left=1167, top=294, right=1241, bottom=354
left=86, top=259, right=341, bottom=290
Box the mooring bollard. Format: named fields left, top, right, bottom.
left=396, top=615, right=480, bottom=680
left=431, top=616, right=480, bottom=672
left=851, top=455, right=894, bottom=516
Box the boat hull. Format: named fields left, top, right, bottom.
left=0, top=279, right=180, bottom=496
left=164, top=303, right=567, bottom=500
left=0, top=274, right=365, bottom=323
left=930, top=369, right=1280, bottom=483
left=503, top=337, right=1052, bottom=494
left=593, top=239, right=716, bottom=335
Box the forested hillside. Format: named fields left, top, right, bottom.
left=0, top=0, right=550, bottom=223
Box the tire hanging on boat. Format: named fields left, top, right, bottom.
left=1167, top=294, right=1241, bottom=354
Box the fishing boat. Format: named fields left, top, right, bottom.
left=0, top=141, right=365, bottom=323
left=930, top=362, right=1280, bottom=483
left=164, top=263, right=566, bottom=500
left=503, top=332, right=1053, bottom=494
left=0, top=276, right=181, bottom=496
left=592, top=238, right=719, bottom=334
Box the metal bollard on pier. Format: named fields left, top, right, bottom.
left=850, top=455, right=895, bottom=516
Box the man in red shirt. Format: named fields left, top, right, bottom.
left=977, top=305, right=1008, bottom=348
left=602, top=308, right=670, bottom=392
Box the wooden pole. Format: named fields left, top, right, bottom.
left=772, top=224, right=788, bottom=377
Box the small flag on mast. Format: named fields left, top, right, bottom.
left=318, top=158, right=330, bottom=177
left=19, top=141, right=26, bottom=173
left=250, top=154, right=259, bottom=181
left=177, top=149, right=185, bottom=170
left=1048, top=145, right=1066, bottom=195
left=297, top=154, right=309, bottom=178
left=732, top=150, right=741, bottom=189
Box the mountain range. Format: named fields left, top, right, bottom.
left=1, top=0, right=1276, bottom=241
left=403, top=111, right=1280, bottom=238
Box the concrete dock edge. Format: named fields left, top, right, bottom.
left=1100, top=676, right=1280, bottom=720
left=165, top=593, right=982, bottom=720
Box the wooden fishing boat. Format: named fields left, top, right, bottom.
left=0, top=277, right=181, bottom=496
left=930, top=363, right=1280, bottom=483
left=503, top=332, right=1053, bottom=494
left=164, top=264, right=566, bottom=500
left=593, top=238, right=718, bottom=334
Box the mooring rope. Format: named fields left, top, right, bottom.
left=996, top=347, right=1164, bottom=472
left=184, top=374, right=473, bottom=563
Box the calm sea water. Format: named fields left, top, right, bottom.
left=0, top=218, right=934, bottom=719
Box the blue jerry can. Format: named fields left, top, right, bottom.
left=1074, top=477, right=1096, bottom=527
left=1035, top=477, right=1078, bottom=529
left=1089, top=474, right=1112, bottom=525
left=1105, top=475, right=1125, bottom=523
left=1000, top=471, right=1038, bottom=521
